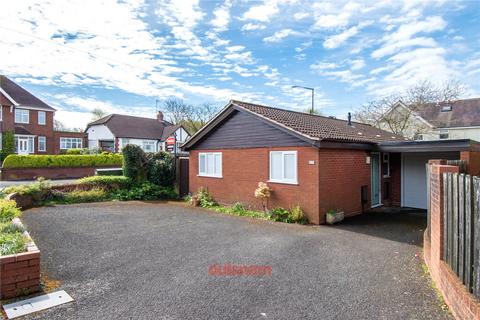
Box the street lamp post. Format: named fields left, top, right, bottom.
left=292, top=85, right=314, bottom=114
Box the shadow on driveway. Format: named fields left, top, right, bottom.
left=332, top=207, right=427, bottom=246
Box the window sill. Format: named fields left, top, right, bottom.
left=267, top=180, right=298, bottom=185
left=197, top=175, right=223, bottom=179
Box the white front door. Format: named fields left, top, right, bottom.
left=18, top=138, right=29, bottom=155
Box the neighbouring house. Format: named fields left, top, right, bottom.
left=182, top=100, right=480, bottom=224
left=382, top=98, right=480, bottom=141
left=85, top=112, right=190, bottom=154
left=0, top=75, right=86, bottom=155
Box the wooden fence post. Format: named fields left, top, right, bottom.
left=473, top=176, right=480, bottom=298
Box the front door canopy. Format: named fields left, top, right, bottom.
left=377, top=139, right=480, bottom=153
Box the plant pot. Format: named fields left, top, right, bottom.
left=190, top=196, right=200, bottom=207
left=326, top=211, right=345, bottom=225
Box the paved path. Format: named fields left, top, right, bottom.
left=15, top=202, right=451, bottom=319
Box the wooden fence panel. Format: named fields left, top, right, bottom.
left=447, top=173, right=454, bottom=267
left=459, top=174, right=466, bottom=281
left=465, top=175, right=473, bottom=291
left=443, top=172, right=449, bottom=262
left=474, top=177, right=480, bottom=298
left=453, top=173, right=459, bottom=275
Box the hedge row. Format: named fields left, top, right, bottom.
left=2, top=154, right=123, bottom=169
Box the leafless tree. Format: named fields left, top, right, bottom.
left=91, top=108, right=107, bottom=121
left=163, top=98, right=219, bottom=134
left=354, top=80, right=465, bottom=137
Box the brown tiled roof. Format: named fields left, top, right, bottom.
left=413, top=98, right=480, bottom=128
left=14, top=126, right=34, bottom=135
left=0, top=75, right=55, bottom=111
left=161, top=125, right=180, bottom=140
left=232, top=100, right=405, bottom=143
left=87, top=114, right=174, bottom=140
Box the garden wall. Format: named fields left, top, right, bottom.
left=0, top=237, right=40, bottom=299
left=1, top=165, right=121, bottom=181
left=425, top=160, right=480, bottom=319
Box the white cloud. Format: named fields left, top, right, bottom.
left=323, top=26, right=359, bottom=49
left=293, top=12, right=309, bottom=20
left=264, top=29, right=300, bottom=43
left=242, top=0, right=280, bottom=22
left=241, top=23, right=266, bottom=32
left=310, top=62, right=338, bottom=71
left=211, top=0, right=233, bottom=32
left=349, top=59, right=366, bottom=70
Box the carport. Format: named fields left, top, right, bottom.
left=377, top=139, right=480, bottom=210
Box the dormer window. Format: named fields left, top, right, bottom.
left=441, top=105, right=452, bottom=112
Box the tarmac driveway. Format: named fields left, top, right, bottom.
left=16, top=202, right=450, bottom=319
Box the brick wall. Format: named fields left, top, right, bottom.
left=0, top=247, right=40, bottom=299
left=461, top=150, right=480, bottom=176
left=189, top=147, right=321, bottom=224
left=317, top=149, right=371, bottom=223
left=424, top=160, right=480, bottom=319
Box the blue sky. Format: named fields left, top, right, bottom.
left=0, top=0, right=479, bottom=129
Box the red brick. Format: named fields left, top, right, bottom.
left=3, top=260, right=29, bottom=270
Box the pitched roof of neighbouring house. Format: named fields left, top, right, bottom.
left=182, top=100, right=406, bottom=150
left=86, top=113, right=177, bottom=140
left=410, top=98, right=480, bottom=128
left=232, top=100, right=405, bottom=143
left=0, top=75, right=55, bottom=111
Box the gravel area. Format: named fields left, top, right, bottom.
left=10, top=202, right=451, bottom=319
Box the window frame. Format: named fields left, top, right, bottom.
left=439, top=129, right=449, bottom=140
left=269, top=150, right=298, bottom=185
left=60, top=137, right=83, bottom=150
left=38, top=136, right=46, bottom=152
left=14, top=109, right=29, bottom=124
left=198, top=152, right=222, bottom=178
left=382, top=153, right=390, bottom=178
left=38, top=111, right=46, bottom=125
left=142, top=140, right=156, bottom=153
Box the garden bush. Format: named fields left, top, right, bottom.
left=2, top=154, right=123, bottom=168
left=63, top=188, right=108, bottom=204
left=3, top=178, right=52, bottom=201
left=1, top=130, right=15, bottom=162
left=0, top=199, right=22, bottom=223
left=0, top=232, right=27, bottom=256
left=76, top=175, right=131, bottom=190
left=196, top=188, right=217, bottom=208
left=111, top=183, right=177, bottom=201
left=122, top=145, right=148, bottom=184
left=147, top=152, right=174, bottom=187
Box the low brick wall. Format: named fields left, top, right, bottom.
left=0, top=223, right=41, bottom=299
left=425, top=160, right=480, bottom=319
left=1, top=165, right=119, bottom=181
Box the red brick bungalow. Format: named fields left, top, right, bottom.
left=182, top=100, right=480, bottom=224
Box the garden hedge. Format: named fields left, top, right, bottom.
left=2, top=154, right=123, bottom=169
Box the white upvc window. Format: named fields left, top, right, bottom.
left=142, top=141, right=156, bottom=152
left=198, top=152, right=222, bottom=178
left=15, top=109, right=29, bottom=124
left=38, top=111, right=46, bottom=125
left=269, top=151, right=298, bottom=184
left=38, top=136, right=46, bottom=152
left=60, top=137, right=83, bottom=149
left=0, top=107, right=3, bottom=121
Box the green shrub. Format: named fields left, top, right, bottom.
left=147, top=152, right=174, bottom=187
left=289, top=205, right=308, bottom=224
left=122, top=145, right=148, bottom=184
left=196, top=188, right=217, bottom=208
left=231, top=202, right=247, bottom=214
left=1, top=130, right=15, bottom=163
left=0, top=221, right=24, bottom=234
left=269, top=207, right=291, bottom=222
left=0, top=232, right=27, bottom=256
left=111, top=183, right=177, bottom=201
left=0, top=199, right=22, bottom=223
left=65, top=148, right=82, bottom=155
left=2, top=154, right=123, bottom=168
left=96, top=169, right=123, bottom=176
left=3, top=178, right=52, bottom=201
left=64, top=188, right=109, bottom=204
left=76, top=175, right=131, bottom=190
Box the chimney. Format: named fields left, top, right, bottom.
left=157, top=111, right=164, bottom=122
left=347, top=112, right=352, bottom=126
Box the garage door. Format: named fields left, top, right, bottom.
left=402, top=152, right=459, bottom=209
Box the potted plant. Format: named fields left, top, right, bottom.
left=326, top=209, right=344, bottom=225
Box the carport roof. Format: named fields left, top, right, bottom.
left=377, top=139, right=480, bottom=153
